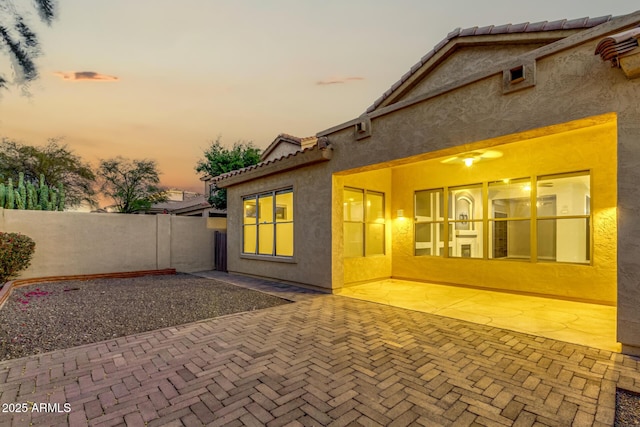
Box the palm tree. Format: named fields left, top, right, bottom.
left=0, top=0, right=57, bottom=90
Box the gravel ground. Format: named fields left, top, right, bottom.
left=616, top=388, right=640, bottom=426
left=0, top=274, right=289, bottom=361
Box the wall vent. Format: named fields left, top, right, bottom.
left=509, top=66, right=525, bottom=83
left=354, top=117, right=372, bottom=140
left=503, top=60, right=536, bottom=94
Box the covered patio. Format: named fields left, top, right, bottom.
left=335, top=115, right=618, bottom=352
left=336, top=279, right=618, bottom=352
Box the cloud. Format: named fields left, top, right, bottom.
left=54, top=71, right=119, bottom=82
left=316, top=76, right=364, bottom=85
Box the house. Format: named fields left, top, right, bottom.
left=144, top=189, right=203, bottom=215
left=146, top=194, right=213, bottom=216
left=141, top=188, right=227, bottom=229
left=214, top=11, right=640, bottom=355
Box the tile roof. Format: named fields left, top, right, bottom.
left=365, top=15, right=613, bottom=113
left=260, top=133, right=303, bottom=161
left=595, top=26, right=640, bottom=65
left=214, top=138, right=330, bottom=184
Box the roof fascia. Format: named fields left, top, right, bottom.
left=317, top=10, right=640, bottom=137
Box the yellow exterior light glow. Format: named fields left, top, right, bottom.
left=464, top=157, right=474, bottom=167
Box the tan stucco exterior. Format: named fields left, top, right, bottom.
left=219, top=11, right=640, bottom=354
left=225, top=161, right=333, bottom=289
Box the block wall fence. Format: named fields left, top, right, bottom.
left=0, top=208, right=217, bottom=279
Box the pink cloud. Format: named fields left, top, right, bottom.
left=54, top=71, right=119, bottom=81
left=316, top=76, right=364, bottom=85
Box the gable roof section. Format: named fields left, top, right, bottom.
left=215, top=138, right=332, bottom=188
left=260, top=133, right=302, bottom=161
left=260, top=134, right=319, bottom=162
left=366, top=15, right=613, bottom=113
left=316, top=11, right=640, bottom=138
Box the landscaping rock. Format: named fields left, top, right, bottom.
left=0, top=274, right=289, bottom=361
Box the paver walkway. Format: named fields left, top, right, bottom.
left=1, top=273, right=639, bottom=426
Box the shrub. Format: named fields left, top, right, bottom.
left=0, top=232, right=36, bottom=284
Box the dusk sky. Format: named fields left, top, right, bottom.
left=0, top=1, right=636, bottom=203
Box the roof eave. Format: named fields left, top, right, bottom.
left=216, top=146, right=333, bottom=188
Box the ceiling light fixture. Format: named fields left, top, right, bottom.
left=440, top=149, right=503, bottom=166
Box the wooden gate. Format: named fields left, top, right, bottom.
left=214, top=231, right=227, bottom=272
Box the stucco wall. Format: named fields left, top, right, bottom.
left=616, top=96, right=640, bottom=353
left=0, top=209, right=215, bottom=278
left=402, top=44, right=547, bottom=102
left=225, top=161, right=333, bottom=290
left=170, top=216, right=215, bottom=272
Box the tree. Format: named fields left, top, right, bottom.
left=0, top=138, right=96, bottom=207
left=0, top=0, right=57, bottom=91
left=195, top=138, right=261, bottom=210
left=97, top=157, right=167, bottom=214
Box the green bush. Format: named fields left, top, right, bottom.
left=0, top=232, right=36, bottom=284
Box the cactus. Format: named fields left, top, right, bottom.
left=57, top=183, right=65, bottom=211
left=17, top=172, right=27, bottom=209
left=0, top=173, right=65, bottom=211
left=5, top=178, right=14, bottom=209
left=26, top=183, right=36, bottom=210
left=15, top=189, right=25, bottom=209
left=50, top=191, right=57, bottom=210
left=39, top=174, right=48, bottom=211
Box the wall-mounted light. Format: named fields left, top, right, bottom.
left=397, top=209, right=405, bottom=218
left=463, top=157, right=474, bottom=167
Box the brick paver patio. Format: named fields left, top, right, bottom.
left=1, top=274, right=639, bottom=426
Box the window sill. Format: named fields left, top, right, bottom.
left=240, top=254, right=297, bottom=264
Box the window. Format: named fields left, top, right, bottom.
left=344, top=188, right=385, bottom=257
left=414, top=189, right=450, bottom=256
left=488, top=178, right=531, bottom=260
left=243, top=188, right=293, bottom=257
left=449, top=185, right=483, bottom=258
left=536, top=172, right=590, bottom=264
left=414, top=171, right=591, bottom=264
